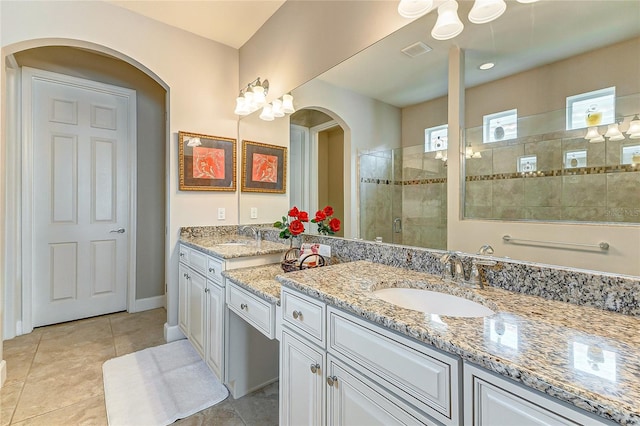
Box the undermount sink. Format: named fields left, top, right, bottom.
left=373, top=288, right=495, bottom=318
left=217, top=240, right=252, bottom=246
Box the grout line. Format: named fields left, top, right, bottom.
left=8, top=332, right=42, bottom=425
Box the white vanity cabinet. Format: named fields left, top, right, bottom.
left=463, top=363, right=614, bottom=426
left=280, top=287, right=460, bottom=426
left=178, top=244, right=224, bottom=370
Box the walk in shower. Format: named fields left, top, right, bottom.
left=359, top=143, right=447, bottom=249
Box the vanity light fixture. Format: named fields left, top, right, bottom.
left=604, top=123, right=625, bottom=141
left=431, top=0, right=464, bottom=40
left=584, top=126, right=601, bottom=142
left=627, top=114, right=640, bottom=139
left=397, top=0, right=433, bottom=18
left=234, top=77, right=295, bottom=121
left=468, top=0, right=506, bottom=24
left=399, top=0, right=537, bottom=41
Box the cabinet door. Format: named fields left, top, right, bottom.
left=205, top=280, right=225, bottom=380
left=188, top=270, right=206, bottom=358
left=327, top=356, right=434, bottom=426
left=178, top=264, right=189, bottom=335
left=281, top=330, right=325, bottom=426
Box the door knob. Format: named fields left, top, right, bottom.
left=110, top=228, right=126, bottom=234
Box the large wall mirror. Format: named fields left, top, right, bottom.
left=239, top=0, right=640, bottom=276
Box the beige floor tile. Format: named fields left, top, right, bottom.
left=10, top=395, right=107, bottom=426
left=39, top=317, right=112, bottom=345
left=3, top=333, right=42, bottom=358
left=174, top=400, right=245, bottom=426
left=0, top=381, right=24, bottom=426
left=33, top=337, right=115, bottom=366
left=2, top=352, right=35, bottom=388
left=109, top=308, right=166, bottom=336
left=12, top=364, right=104, bottom=423
left=113, top=329, right=165, bottom=357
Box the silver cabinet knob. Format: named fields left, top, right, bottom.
left=110, top=228, right=125, bottom=234
left=310, top=363, right=320, bottom=374
left=292, top=310, right=302, bottom=320
left=185, top=273, right=190, bottom=280
left=204, top=287, right=210, bottom=293
left=209, top=267, right=215, bottom=273
left=179, top=252, right=185, bottom=257
left=327, top=376, right=338, bottom=387
left=240, top=303, right=248, bottom=310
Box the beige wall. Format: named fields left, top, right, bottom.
left=239, top=1, right=409, bottom=106
left=1, top=0, right=239, bottom=338
left=0, top=0, right=5, bottom=387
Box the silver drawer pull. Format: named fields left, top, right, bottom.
left=179, top=252, right=185, bottom=257
left=204, top=287, right=210, bottom=293
left=292, top=310, right=303, bottom=320
left=327, top=376, right=337, bottom=387
left=240, top=303, right=248, bottom=310
left=209, top=267, right=215, bottom=273
left=310, top=363, right=320, bottom=374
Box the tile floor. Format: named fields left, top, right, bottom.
left=1, top=308, right=279, bottom=426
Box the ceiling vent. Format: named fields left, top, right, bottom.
left=401, top=41, right=433, bottom=58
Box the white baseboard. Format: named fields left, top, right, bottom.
left=0, top=360, right=6, bottom=388
left=132, top=295, right=166, bottom=313
left=164, top=323, right=186, bottom=343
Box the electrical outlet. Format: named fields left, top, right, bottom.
left=250, top=207, right=258, bottom=219
left=217, top=207, right=225, bottom=220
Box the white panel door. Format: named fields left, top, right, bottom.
left=30, top=70, right=132, bottom=327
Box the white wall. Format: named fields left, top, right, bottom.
left=291, top=79, right=402, bottom=238
left=0, top=0, right=6, bottom=388
left=1, top=0, right=239, bottom=339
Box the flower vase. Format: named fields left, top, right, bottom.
left=290, top=235, right=302, bottom=249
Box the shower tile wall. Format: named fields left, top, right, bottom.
left=464, top=133, right=640, bottom=223
left=360, top=146, right=447, bottom=250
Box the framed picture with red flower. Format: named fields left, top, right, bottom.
left=241, top=140, right=287, bottom=194
left=178, top=131, right=237, bottom=191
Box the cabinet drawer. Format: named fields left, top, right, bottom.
left=207, top=257, right=224, bottom=284
left=281, top=288, right=326, bottom=348
left=328, top=307, right=460, bottom=426
left=178, top=244, right=190, bottom=264
left=227, top=283, right=275, bottom=339
left=189, top=248, right=207, bottom=276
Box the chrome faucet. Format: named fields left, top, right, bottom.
left=439, top=252, right=465, bottom=284
left=240, top=225, right=261, bottom=245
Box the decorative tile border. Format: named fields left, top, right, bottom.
left=466, top=164, right=639, bottom=181
left=360, top=177, right=447, bottom=185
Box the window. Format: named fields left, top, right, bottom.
left=483, top=109, right=517, bottom=143
left=564, top=150, right=587, bottom=169
left=621, top=145, right=640, bottom=165
left=424, top=124, right=448, bottom=152
left=566, top=87, right=616, bottom=130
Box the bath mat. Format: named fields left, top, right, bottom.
left=103, top=339, right=228, bottom=426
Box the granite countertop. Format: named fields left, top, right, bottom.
left=223, top=264, right=283, bottom=305
left=276, top=260, right=640, bottom=425
left=180, top=235, right=289, bottom=259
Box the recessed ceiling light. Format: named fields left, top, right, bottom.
left=479, top=62, right=495, bottom=70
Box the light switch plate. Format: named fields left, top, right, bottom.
left=217, top=207, right=225, bottom=220
left=250, top=207, right=258, bottom=219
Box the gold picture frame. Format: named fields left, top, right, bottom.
left=178, top=131, right=237, bottom=191
left=241, top=140, right=287, bottom=193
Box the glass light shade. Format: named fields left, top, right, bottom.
left=272, top=99, right=285, bottom=117
left=282, top=94, right=295, bottom=114
left=243, top=90, right=254, bottom=108
left=252, top=85, right=266, bottom=107
left=465, top=146, right=474, bottom=158
left=431, top=0, right=464, bottom=41
left=609, top=134, right=626, bottom=142
left=589, top=135, right=605, bottom=143
left=397, top=0, right=433, bottom=18
left=435, top=150, right=443, bottom=160
left=468, top=0, right=506, bottom=24
left=472, top=151, right=482, bottom=159
left=186, top=137, right=201, bottom=147
left=626, top=115, right=640, bottom=136
left=604, top=123, right=623, bottom=139
left=259, top=104, right=274, bottom=121
left=234, top=96, right=249, bottom=115
left=516, top=0, right=539, bottom=3
left=584, top=126, right=601, bottom=140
